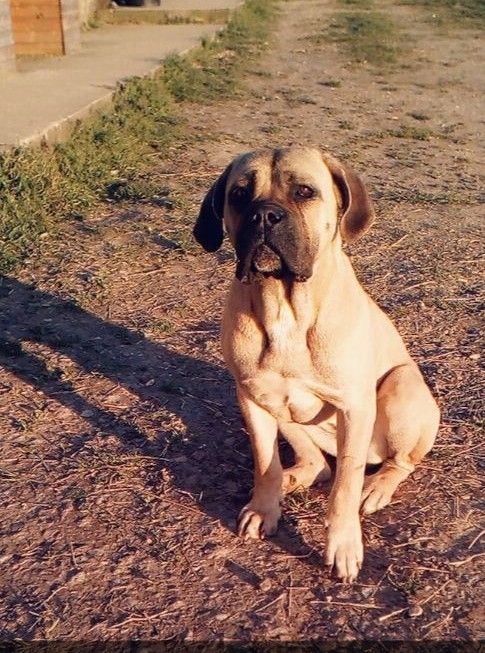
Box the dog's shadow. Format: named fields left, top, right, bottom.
left=0, top=275, right=327, bottom=571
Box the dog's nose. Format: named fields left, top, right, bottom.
left=251, top=206, right=286, bottom=226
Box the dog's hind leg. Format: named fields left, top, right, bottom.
left=361, top=364, right=439, bottom=515
left=279, top=422, right=332, bottom=493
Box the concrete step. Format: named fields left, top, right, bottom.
left=99, top=6, right=236, bottom=26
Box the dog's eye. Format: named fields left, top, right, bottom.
left=294, top=185, right=316, bottom=200
left=231, top=186, right=249, bottom=201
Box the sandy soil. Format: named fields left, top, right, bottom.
left=0, top=0, right=483, bottom=640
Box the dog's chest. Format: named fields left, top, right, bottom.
left=242, top=370, right=326, bottom=423
left=241, top=317, right=331, bottom=423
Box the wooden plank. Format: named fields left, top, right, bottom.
left=11, top=19, right=65, bottom=32
left=10, top=0, right=63, bottom=7
left=10, top=0, right=81, bottom=56
left=11, top=30, right=62, bottom=45
left=14, top=41, right=62, bottom=54
left=10, top=7, right=65, bottom=20
left=10, top=0, right=63, bottom=57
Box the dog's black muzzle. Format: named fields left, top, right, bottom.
left=248, top=202, right=288, bottom=230
left=235, top=201, right=313, bottom=283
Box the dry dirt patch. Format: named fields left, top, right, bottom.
left=0, top=0, right=483, bottom=640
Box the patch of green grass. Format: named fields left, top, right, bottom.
left=279, top=88, right=317, bottom=106
left=400, top=0, right=485, bottom=27
left=389, top=123, right=434, bottom=140
left=326, top=10, right=401, bottom=65
left=0, top=77, right=178, bottom=270
left=163, top=0, right=278, bottom=102
left=0, top=0, right=278, bottom=272
left=260, top=124, right=281, bottom=134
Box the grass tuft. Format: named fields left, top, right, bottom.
left=326, top=10, right=401, bottom=65
left=400, top=0, right=485, bottom=27
left=0, top=0, right=278, bottom=272
left=163, top=0, right=277, bottom=102
left=389, top=123, right=434, bottom=140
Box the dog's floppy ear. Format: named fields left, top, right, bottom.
left=324, top=155, right=375, bottom=242
left=193, top=164, right=232, bottom=252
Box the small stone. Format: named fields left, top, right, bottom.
left=259, top=578, right=272, bottom=592
left=68, top=570, right=87, bottom=585
left=407, top=604, right=423, bottom=617
left=469, top=353, right=480, bottom=361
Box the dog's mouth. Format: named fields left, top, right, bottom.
left=251, top=244, right=283, bottom=275
left=235, top=243, right=310, bottom=284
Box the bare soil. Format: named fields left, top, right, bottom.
left=0, top=0, right=483, bottom=641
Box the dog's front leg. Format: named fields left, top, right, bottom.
left=236, top=387, right=282, bottom=540
left=325, top=402, right=376, bottom=582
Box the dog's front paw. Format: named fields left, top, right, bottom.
left=324, top=518, right=363, bottom=583
left=238, top=501, right=281, bottom=540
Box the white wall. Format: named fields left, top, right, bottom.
left=0, top=0, right=14, bottom=71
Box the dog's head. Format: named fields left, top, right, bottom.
left=193, top=146, right=374, bottom=283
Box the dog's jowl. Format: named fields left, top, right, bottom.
left=194, top=146, right=440, bottom=582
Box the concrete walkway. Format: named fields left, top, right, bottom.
left=0, top=2, right=240, bottom=149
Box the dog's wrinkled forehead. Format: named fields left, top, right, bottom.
left=227, top=146, right=332, bottom=197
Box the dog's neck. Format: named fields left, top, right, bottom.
left=243, top=245, right=355, bottom=334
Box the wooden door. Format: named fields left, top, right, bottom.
left=10, top=0, right=65, bottom=55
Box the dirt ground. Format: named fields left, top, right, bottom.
left=0, top=0, right=483, bottom=641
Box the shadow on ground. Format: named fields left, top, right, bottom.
left=0, top=275, right=329, bottom=580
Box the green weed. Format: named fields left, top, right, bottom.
left=326, top=10, right=401, bottom=65
left=163, top=0, right=278, bottom=102
left=400, top=0, right=485, bottom=27
left=390, top=123, right=434, bottom=140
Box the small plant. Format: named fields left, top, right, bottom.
left=400, top=0, right=485, bottom=27
left=338, top=119, right=353, bottom=130
left=326, top=10, right=402, bottom=65
left=390, top=123, right=434, bottom=140
left=408, top=111, right=430, bottom=121
left=319, top=79, right=341, bottom=87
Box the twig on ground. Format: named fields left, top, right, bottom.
left=386, top=234, right=408, bottom=248
left=311, top=600, right=382, bottom=609
left=378, top=579, right=452, bottom=623
left=392, top=536, right=434, bottom=548
left=402, top=280, right=435, bottom=292
left=449, top=552, right=485, bottom=567
left=467, top=529, right=485, bottom=550
left=108, top=608, right=175, bottom=629
left=253, top=592, right=286, bottom=613
left=422, top=606, right=455, bottom=635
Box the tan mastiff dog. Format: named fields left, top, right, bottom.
left=193, top=146, right=440, bottom=582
